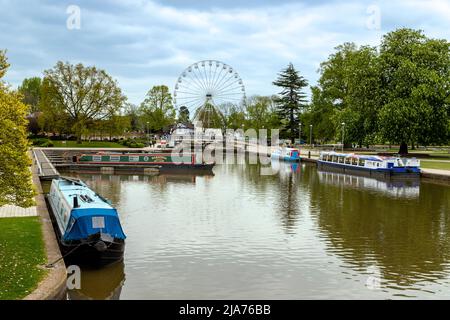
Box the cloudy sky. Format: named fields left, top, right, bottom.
left=1, top=0, right=449, bottom=104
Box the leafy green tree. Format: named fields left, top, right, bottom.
left=178, top=106, right=191, bottom=124
left=139, top=85, right=176, bottom=132
left=378, top=29, right=450, bottom=153
left=195, top=102, right=224, bottom=129
left=38, top=86, right=71, bottom=136
left=219, top=103, right=245, bottom=130
left=123, top=103, right=140, bottom=132
left=310, top=43, right=381, bottom=147
left=245, top=95, right=280, bottom=130
left=273, top=63, right=309, bottom=142
left=0, top=51, right=35, bottom=207
left=305, top=87, right=335, bottom=143
left=18, top=77, right=42, bottom=113
left=88, top=109, right=131, bottom=141
left=40, top=61, right=126, bottom=143
left=0, top=50, right=8, bottom=79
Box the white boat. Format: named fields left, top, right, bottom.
left=47, top=177, right=126, bottom=266
left=271, top=147, right=301, bottom=162
left=318, top=151, right=420, bottom=177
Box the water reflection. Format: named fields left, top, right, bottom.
left=68, top=262, right=125, bottom=300
left=317, top=170, right=420, bottom=199
left=310, top=170, right=450, bottom=292
left=59, top=162, right=450, bottom=299
left=271, top=160, right=302, bottom=232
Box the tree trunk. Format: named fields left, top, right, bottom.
left=399, top=141, right=408, bottom=155
left=411, top=141, right=415, bottom=150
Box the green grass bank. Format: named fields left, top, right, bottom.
left=0, top=217, right=47, bottom=300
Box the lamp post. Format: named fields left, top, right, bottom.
left=299, top=123, right=302, bottom=146
left=309, top=124, right=313, bottom=147
left=341, top=122, right=345, bottom=152
left=146, top=121, right=150, bottom=147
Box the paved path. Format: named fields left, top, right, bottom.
left=421, top=168, right=450, bottom=176
left=0, top=205, right=38, bottom=218
left=32, top=149, right=60, bottom=180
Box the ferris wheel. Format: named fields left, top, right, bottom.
left=173, top=60, right=246, bottom=125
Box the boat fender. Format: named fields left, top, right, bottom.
left=94, top=241, right=108, bottom=252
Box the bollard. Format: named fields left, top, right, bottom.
left=308, top=151, right=311, bottom=159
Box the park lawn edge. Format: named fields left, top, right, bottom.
left=0, top=216, right=48, bottom=300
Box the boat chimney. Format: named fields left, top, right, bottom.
left=73, top=196, right=80, bottom=208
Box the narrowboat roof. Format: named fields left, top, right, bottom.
left=55, top=178, right=113, bottom=210
left=320, top=151, right=384, bottom=161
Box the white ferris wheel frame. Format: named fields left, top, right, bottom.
left=173, top=60, right=247, bottom=118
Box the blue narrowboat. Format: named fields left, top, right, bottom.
left=271, top=147, right=301, bottom=162
left=318, top=151, right=421, bottom=177
left=47, top=177, right=126, bottom=266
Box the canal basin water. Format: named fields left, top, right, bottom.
left=56, top=161, right=450, bottom=299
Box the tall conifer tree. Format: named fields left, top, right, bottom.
left=273, top=63, right=309, bottom=142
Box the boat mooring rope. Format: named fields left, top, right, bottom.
left=45, top=244, right=82, bottom=268
left=45, top=238, right=116, bottom=268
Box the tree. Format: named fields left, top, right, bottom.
left=40, top=61, right=126, bottom=143
left=273, top=63, right=309, bottom=142
left=306, top=87, right=335, bottom=143
left=18, top=77, right=42, bottom=113
left=104, top=114, right=131, bottom=140
left=310, top=43, right=381, bottom=147
left=0, top=50, right=8, bottom=79
left=123, top=103, right=140, bottom=132
left=245, top=96, right=280, bottom=131
left=378, top=28, right=450, bottom=153
left=139, top=85, right=176, bottom=132
left=0, top=51, right=35, bottom=207
left=178, top=106, right=191, bottom=124
left=194, top=102, right=224, bottom=129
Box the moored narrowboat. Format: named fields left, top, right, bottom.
left=47, top=177, right=126, bottom=267
left=318, top=151, right=420, bottom=177
left=271, top=147, right=301, bottom=162
left=76, top=152, right=215, bottom=172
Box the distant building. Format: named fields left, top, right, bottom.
left=168, top=123, right=195, bottom=146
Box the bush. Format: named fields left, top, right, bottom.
left=31, top=138, right=54, bottom=147
left=40, top=141, right=54, bottom=147
left=120, top=138, right=146, bottom=148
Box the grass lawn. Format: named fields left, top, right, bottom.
left=420, top=160, right=450, bottom=171
left=51, top=140, right=125, bottom=148
left=0, top=217, right=47, bottom=300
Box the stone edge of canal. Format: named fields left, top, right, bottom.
left=24, top=156, right=67, bottom=300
